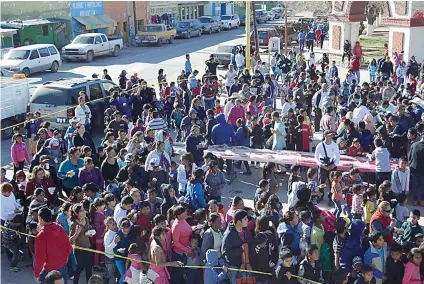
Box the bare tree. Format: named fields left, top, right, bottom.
left=366, top=1, right=386, bottom=25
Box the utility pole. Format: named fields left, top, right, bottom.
left=245, top=1, right=251, bottom=70
left=251, top=2, right=259, bottom=53
left=126, top=1, right=132, bottom=43
left=133, top=1, right=137, bottom=33
left=284, top=1, right=288, bottom=55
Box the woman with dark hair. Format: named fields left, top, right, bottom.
left=225, top=195, right=244, bottom=224
left=160, top=184, right=177, bottom=216
left=235, top=118, right=252, bottom=175
left=149, top=227, right=184, bottom=284
left=72, top=123, right=96, bottom=153
left=262, top=162, right=283, bottom=194
left=25, top=166, right=56, bottom=204
left=58, top=147, right=84, bottom=195
left=69, top=203, right=94, bottom=284
left=170, top=206, right=192, bottom=284
left=250, top=215, right=279, bottom=284
left=201, top=213, right=224, bottom=259
left=277, top=211, right=301, bottom=256
left=185, top=168, right=207, bottom=210
left=100, top=146, right=119, bottom=186
left=261, top=194, right=281, bottom=227
left=207, top=200, right=226, bottom=229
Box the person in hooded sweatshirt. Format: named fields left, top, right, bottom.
left=221, top=209, right=248, bottom=284
left=160, top=184, right=177, bottom=216
left=204, top=249, right=228, bottom=284
left=211, top=113, right=237, bottom=175
left=34, top=208, right=72, bottom=283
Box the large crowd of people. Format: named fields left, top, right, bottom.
left=2, top=24, right=424, bottom=284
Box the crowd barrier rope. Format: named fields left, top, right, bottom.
left=0, top=73, right=227, bottom=132
left=0, top=225, right=323, bottom=284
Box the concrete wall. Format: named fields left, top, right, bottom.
left=104, top=1, right=150, bottom=36
left=388, top=26, right=424, bottom=62
left=1, top=1, right=71, bottom=21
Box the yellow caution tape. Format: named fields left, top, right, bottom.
left=0, top=225, right=321, bottom=283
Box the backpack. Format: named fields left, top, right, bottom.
left=184, top=182, right=200, bottom=211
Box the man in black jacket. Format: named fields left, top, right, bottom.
left=222, top=209, right=248, bottom=284
left=205, top=109, right=217, bottom=144
left=116, top=153, right=148, bottom=190
left=277, top=54, right=293, bottom=82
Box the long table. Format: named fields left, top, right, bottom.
left=198, top=145, right=396, bottom=173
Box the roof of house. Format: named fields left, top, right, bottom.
left=0, top=18, right=68, bottom=29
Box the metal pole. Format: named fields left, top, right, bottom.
left=246, top=1, right=251, bottom=70
left=252, top=2, right=259, bottom=53
left=126, top=1, right=132, bottom=43
left=133, top=1, right=137, bottom=33
left=284, top=2, right=288, bottom=55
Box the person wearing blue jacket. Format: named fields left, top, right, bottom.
left=211, top=113, right=236, bottom=175
left=57, top=147, right=84, bottom=195
left=204, top=249, right=228, bottom=284
left=185, top=169, right=207, bottom=210
left=234, top=119, right=252, bottom=175
left=113, top=219, right=131, bottom=284
left=364, top=231, right=388, bottom=284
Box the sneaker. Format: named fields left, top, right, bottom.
left=9, top=267, right=20, bottom=272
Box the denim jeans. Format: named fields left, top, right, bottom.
left=115, top=259, right=126, bottom=284
left=204, top=98, right=215, bottom=111
left=332, top=197, right=343, bottom=218
left=411, top=174, right=424, bottom=202
left=226, top=264, right=239, bottom=284
left=299, top=39, right=305, bottom=52
left=38, top=265, right=68, bottom=284
left=376, top=172, right=391, bottom=190
left=4, top=242, right=19, bottom=267
left=353, top=70, right=361, bottom=83
left=369, top=74, right=376, bottom=82
left=104, top=257, right=116, bottom=284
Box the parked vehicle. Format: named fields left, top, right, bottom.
left=198, top=16, right=221, bottom=34
left=266, top=11, right=276, bottom=21
left=1, top=76, right=37, bottom=139
left=211, top=16, right=223, bottom=28
left=250, top=28, right=279, bottom=48
left=62, top=33, right=123, bottom=62
left=255, top=9, right=268, bottom=24
left=1, top=44, right=62, bottom=78
left=271, top=7, right=284, bottom=19
left=240, top=14, right=253, bottom=26
left=175, top=20, right=202, bottom=39
left=29, top=78, right=119, bottom=131
left=220, top=14, right=240, bottom=30
left=136, top=24, right=176, bottom=46
left=214, top=44, right=244, bottom=67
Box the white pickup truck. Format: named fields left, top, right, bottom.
left=62, top=33, right=123, bottom=62
left=220, top=14, right=240, bottom=30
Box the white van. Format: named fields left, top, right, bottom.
left=1, top=44, right=62, bottom=77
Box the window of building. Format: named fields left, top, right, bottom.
left=198, top=5, right=204, bottom=17
left=123, top=22, right=127, bottom=32
left=37, top=25, right=49, bottom=36
left=137, top=20, right=144, bottom=33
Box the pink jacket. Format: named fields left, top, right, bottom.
left=11, top=142, right=30, bottom=164
left=403, top=261, right=422, bottom=284
left=227, top=106, right=245, bottom=126
left=171, top=219, right=192, bottom=255
left=247, top=102, right=264, bottom=116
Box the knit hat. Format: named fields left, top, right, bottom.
left=49, top=138, right=60, bottom=150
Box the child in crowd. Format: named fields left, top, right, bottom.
left=362, top=189, right=376, bottom=224
left=184, top=234, right=203, bottom=284
left=11, top=133, right=30, bottom=180
left=370, top=138, right=391, bottom=189
left=273, top=248, right=298, bottom=284
left=337, top=138, right=348, bottom=155
left=402, top=248, right=422, bottom=284
left=204, top=249, right=227, bottom=284
left=299, top=211, right=312, bottom=251
left=2, top=215, right=25, bottom=272
left=400, top=209, right=423, bottom=245
left=394, top=193, right=409, bottom=228
left=391, top=157, right=410, bottom=196
left=354, top=264, right=376, bottom=284
left=385, top=243, right=405, bottom=284
left=348, top=256, right=363, bottom=284
left=351, top=184, right=363, bottom=220
left=331, top=171, right=345, bottom=218
left=124, top=242, right=147, bottom=284
left=364, top=232, right=388, bottom=284
left=288, top=165, right=301, bottom=194
left=298, top=244, right=323, bottom=283
left=348, top=138, right=364, bottom=157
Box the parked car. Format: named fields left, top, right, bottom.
left=62, top=33, right=123, bottom=62
left=271, top=7, right=284, bottom=19
left=266, top=11, right=276, bottom=21
left=175, top=20, right=202, bottom=39
left=0, top=66, right=14, bottom=77
left=240, top=14, right=253, bottom=26
left=1, top=76, right=33, bottom=139
left=211, top=16, right=223, bottom=28
left=135, top=24, right=176, bottom=46
left=220, top=14, right=240, bottom=30
left=214, top=44, right=244, bottom=67
left=1, top=44, right=62, bottom=78
left=198, top=16, right=221, bottom=34
left=255, top=9, right=268, bottom=24
left=29, top=78, right=119, bottom=130
left=250, top=28, right=279, bottom=48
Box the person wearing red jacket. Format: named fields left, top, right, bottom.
left=350, top=55, right=361, bottom=83
left=34, top=207, right=72, bottom=283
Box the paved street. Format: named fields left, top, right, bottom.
left=0, top=20, right=378, bottom=284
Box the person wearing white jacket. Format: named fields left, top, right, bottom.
left=176, top=153, right=197, bottom=196
left=74, top=96, right=92, bottom=127
left=103, top=217, right=118, bottom=284
left=0, top=183, right=21, bottom=222
left=391, top=157, right=410, bottom=195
